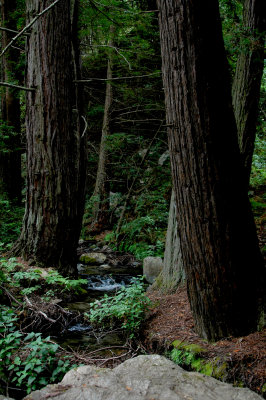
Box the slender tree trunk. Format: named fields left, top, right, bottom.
left=154, top=189, right=184, bottom=292
left=157, top=0, right=265, bottom=341
left=232, top=0, right=266, bottom=187
left=0, top=0, right=22, bottom=202
left=13, top=0, right=87, bottom=276
left=90, top=25, right=115, bottom=232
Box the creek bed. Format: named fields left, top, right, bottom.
left=55, top=269, right=140, bottom=352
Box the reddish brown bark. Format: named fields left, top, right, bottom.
left=232, top=0, right=266, bottom=187
left=13, top=0, right=87, bottom=276
left=157, top=0, right=265, bottom=341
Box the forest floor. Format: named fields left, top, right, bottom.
left=142, top=285, right=266, bottom=398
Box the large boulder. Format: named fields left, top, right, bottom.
left=143, top=256, right=163, bottom=283
left=0, top=396, right=15, bottom=400
left=23, top=355, right=261, bottom=400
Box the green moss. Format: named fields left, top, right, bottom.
left=79, top=255, right=97, bottom=265
left=170, top=341, right=229, bottom=381
left=172, top=340, right=206, bottom=355
left=212, top=360, right=228, bottom=380
left=200, top=362, right=213, bottom=376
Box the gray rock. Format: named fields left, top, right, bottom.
left=23, top=355, right=261, bottom=400
left=99, top=264, right=112, bottom=270
left=79, top=252, right=107, bottom=265
left=143, top=256, right=163, bottom=283
left=0, top=396, right=15, bottom=400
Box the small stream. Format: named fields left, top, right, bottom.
left=56, top=250, right=143, bottom=352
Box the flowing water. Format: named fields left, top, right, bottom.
left=56, top=263, right=142, bottom=351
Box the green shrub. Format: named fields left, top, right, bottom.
left=0, top=194, right=24, bottom=251
left=85, top=277, right=152, bottom=337
left=0, top=306, right=77, bottom=395
left=0, top=258, right=87, bottom=300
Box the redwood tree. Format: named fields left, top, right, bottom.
left=157, top=0, right=265, bottom=341
left=13, top=0, right=87, bottom=276
left=232, top=0, right=266, bottom=187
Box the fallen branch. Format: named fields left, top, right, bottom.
left=0, top=285, right=22, bottom=306
left=0, top=81, right=35, bottom=92
left=24, top=296, right=56, bottom=323
left=0, top=26, right=30, bottom=36
left=74, top=71, right=161, bottom=83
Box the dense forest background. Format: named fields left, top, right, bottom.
left=0, top=0, right=265, bottom=397
left=1, top=0, right=265, bottom=261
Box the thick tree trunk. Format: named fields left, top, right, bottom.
left=13, top=0, right=87, bottom=276
left=232, top=0, right=266, bottom=187
left=157, top=0, right=265, bottom=341
left=154, top=189, right=184, bottom=292
left=0, top=0, right=22, bottom=202
left=90, top=26, right=115, bottom=232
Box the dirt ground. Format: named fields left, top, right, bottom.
left=142, top=285, right=266, bottom=398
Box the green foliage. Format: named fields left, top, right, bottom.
left=0, top=306, right=76, bottom=395
left=0, top=258, right=87, bottom=300
left=85, top=277, right=152, bottom=337
left=219, top=0, right=243, bottom=72
left=0, top=120, right=19, bottom=154
left=0, top=195, right=24, bottom=251
left=105, top=178, right=170, bottom=260
left=250, top=128, right=266, bottom=189
left=169, top=341, right=228, bottom=380
left=44, top=270, right=88, bottom=292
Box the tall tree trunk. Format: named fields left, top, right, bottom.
left=158, top=0, right=265, bottom=295
left=157, top=0, right=265, bottom=341
left=154, top=189, right=184, bottom=292
left=13, top=0, right=87, bottom=276
left=0, top=0, right=22, bottom=203
left=90, top=25, right=115, bottom=232
left=232, top=0, right=266, bottom=187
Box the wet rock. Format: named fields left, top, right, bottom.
left=143, top=256, right=163, bottom=283
left=102, top=245, right=112, bottom=253
left=99, top=264, right=112, bottom=270
left=0, top=396, right=15, bottom=400
left=24, top=355, right=262, bottom=400
left=79, top=252, right=107, bottom=265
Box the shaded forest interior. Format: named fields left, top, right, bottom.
left=0, top=0, right=265, bottom=399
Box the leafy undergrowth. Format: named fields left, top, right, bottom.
left=143, top=286, right=266, bottom=398
left=85, top=277, right=152, bottom=338
left=0, top=306, right=78, bottom=398
left=0, top=257, right=88, bottom=303
left=0, top=257, right=152, bottom=398
left=249, top=189, right=266, bottom=257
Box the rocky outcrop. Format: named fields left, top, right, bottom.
left=24, top=355, right=261, bottom=400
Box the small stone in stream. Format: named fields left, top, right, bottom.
left=130, top=261, right=141, bottom=268
left=99, top=264, right=112, bottom=270
left=77, top=263, right=84, bottom=272
left=102, top=245, right=112, bottom=253
left=79, top=253, right=107, bottom=265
